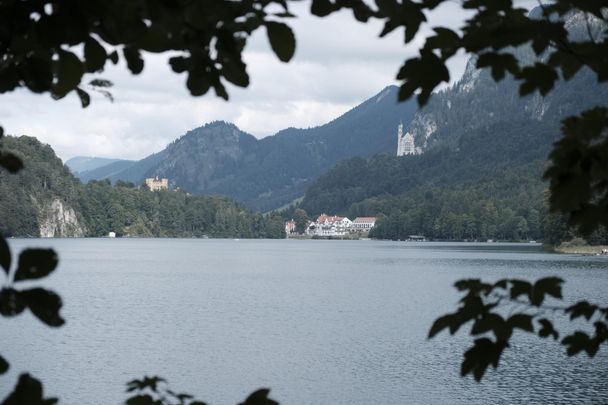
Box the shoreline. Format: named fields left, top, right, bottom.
left=553, top=244, right=608, bottom=255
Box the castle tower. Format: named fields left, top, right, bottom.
left=397, top=122, right=416, bottom=156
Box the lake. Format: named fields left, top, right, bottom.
left=1, top=239, right=607, bottom=404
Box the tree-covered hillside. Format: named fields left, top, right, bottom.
left=303, top=118, right=554, bottom=205
left=0, top=136, right=84, bottom=237
left=0, top=136, right=285, bottom=239
left=76, top=86, right=417, bottom=211
left=297, top=9, right=608, bottom=242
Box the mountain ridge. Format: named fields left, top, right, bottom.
left=76, top=85, right=417, bottom=211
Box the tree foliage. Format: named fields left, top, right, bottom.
left=0, top=0, right=295, bottom=104
left=124, top=377, right=278, bottom=405
left=0, top=236, right=63, bottom=404
left=1, top=0, right=608, bottom=400
left=429, top=277, right=608, bottom=381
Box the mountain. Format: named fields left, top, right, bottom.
left=0, top=136, right=285, bottom=238
left=65, top=156, right=133, bottom=174
left=80, top=86, right=417, bottom=211
left=0, top=136, right=87, bottom=237
left=77, top=159, right=138, bottom=183
left=408, top=8, right=608, bottom=151
left=298, top=9, right=608, bottom=242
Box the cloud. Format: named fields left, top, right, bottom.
left=0, top=1, right=536, bottom=161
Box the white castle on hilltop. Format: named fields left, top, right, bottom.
left=396, top=121, right=418, bottom=156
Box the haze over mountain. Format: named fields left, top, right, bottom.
left=65, top=156, right=133, bottom=174
left=76, top=87, right=417, bottom=211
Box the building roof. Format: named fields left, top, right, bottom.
left=353, top=217, right=376, bottom=223
left=316, top=214, right=344, bottom=224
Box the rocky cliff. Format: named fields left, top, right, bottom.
left=407, top=8, right=608, bottom=151
left=37, top=198, right=86, bottom=237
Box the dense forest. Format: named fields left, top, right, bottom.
left=80, top=180, right=285, bottom=238
left=0, top=136, right=285, bottom=239
left=296, top=118, right=602, bottom=242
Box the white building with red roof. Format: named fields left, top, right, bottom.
left=306, top=214, right=374, bottom=236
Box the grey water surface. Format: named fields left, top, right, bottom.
left=1, top=239, right=607, bottom=404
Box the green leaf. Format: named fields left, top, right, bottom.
left=566, top=301, right=598, bottom=321
left=108, top=51, right=119, bottom=64
left=221, top=59, right=249, bottom=87
left=266, top=22, right=296, bottom=62
left=0, top=235, right=10, bottom=276
left=23, top=288, right=65, bottom=327
left=461, top=338, right=507, bottom=382
left=396, top=50, right=449, bottom=105
left=509, top=280, right=532, bottom=301
left=84, top=37, right=107, bottom=73
left=239, top=388, right=278, bottom=405
left=311, top=0, right=334, bottom=16
left=1, top=373, right=58, bottom=405
left=0, top=288, right=26, bottom=317
left=471, top=313, right=511, bottom=341
left=531, top=277, right=563, bottom=306
left=424, top=27, right=460, bottom=59
left=22, top=56, right=53, bottom=93
left=507, top=314, right=534, bottom=333
left=544, top=107, right=608, bottom=236
left=76, top=87, right=91, bottom=108
left=186, top=69, right=211, bottom=96
left=126, top=376, right=167, bottom=394
left=123, top=47, right=144, bottom=74
left=476, top=52, right=519, bottom=82
left=517, top=63, right=558, bottom=96
left=562, top=331, right=598, bottom=357
left=213, top=82, right=229, bottom=100
left=169, top=56, right=189, bottom=74
left=428, top=313, right=454, bottom=338
left=125, top=395, right=156, bottom=405
left=0, top=152, right=24, bottom=173
left=0, top=354, right=8, bottom=374
left=14, top=249, right=58, bottom=282
left=53, top=51, right=85, bottom=98
left=538, top=318, right=559, bottom=340
left=89, top=79, right=113, bottom=88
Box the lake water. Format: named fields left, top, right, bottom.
left=1, top=239, right=607, bottom=404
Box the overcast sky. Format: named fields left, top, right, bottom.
left=0, top=1, right=535, bottom=161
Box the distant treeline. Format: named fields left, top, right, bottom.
left=81, top=180, right=285, bottom=238
left=0, top=136, right=285, bottom=239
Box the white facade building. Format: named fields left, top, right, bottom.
left=351, top=217, right=376, bottom=231
left=397, top=121, right=417, bottom=156
left=306, top=214, right=376, bottom=236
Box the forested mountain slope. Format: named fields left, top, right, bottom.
left=0, top=136, right=285, bottom=238
left=298, top=10, right=608, bottom=241
left=77, top=86, right=417, bottom=211
left=0, top=136, right=86, bottom=237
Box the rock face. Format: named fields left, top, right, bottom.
left=407, top=8, right=608, bottom=151
left=38, top=198, right=86, bottom=237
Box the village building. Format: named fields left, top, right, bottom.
left=351, top=217, right=377, bottom=232
left=145, top=176, right=169, bottom=191
left=285, top=220, right=297, bottom=236
left=295, top=214, right=376, bottom=237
